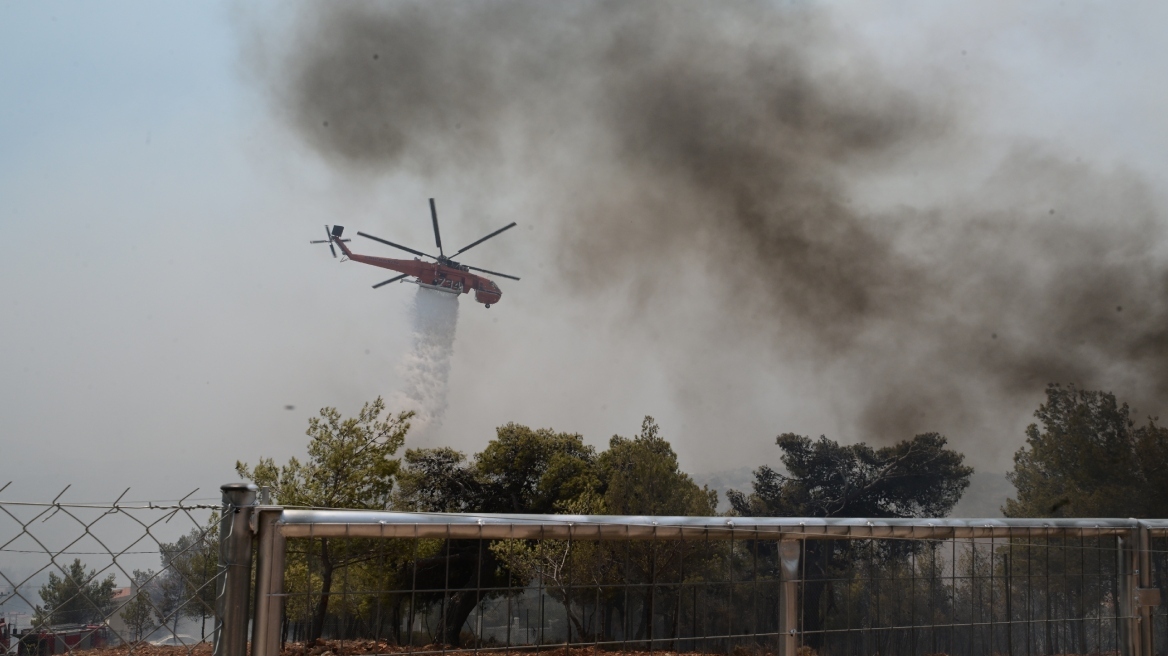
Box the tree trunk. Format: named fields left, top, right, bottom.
left=425, top=541, right=502, bottom=647
left=635, top=553, right=655, bottom=642
left=440, top=588, right=482, bottom=646
left=310, top=539, right=335, bottom=642
left=668, top=592, right=680, bottom=652
left=391, top=597, right=402, bottom=645
left=603, top=603, right=614, bottom=643
left=636, top=597, right=650, bottom=641
left=564, top=600, right=590, bottom=642
left=799, top=542, right=829, bottom=651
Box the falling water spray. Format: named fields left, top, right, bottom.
left=391, top=287, right=459, bottom=440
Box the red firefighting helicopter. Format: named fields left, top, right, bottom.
left=312, top=199, right=519, bottom=308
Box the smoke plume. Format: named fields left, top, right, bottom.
left=391, top=287, right=460, bottom=441
left=261, top=1, right=1168, bottom=448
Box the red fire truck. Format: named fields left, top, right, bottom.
left=15, top=623, right=110, bottom=655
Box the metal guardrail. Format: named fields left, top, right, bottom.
left=273, top=508, right=1148, bottom=539
left=205, top=483, right=1168, bottom=656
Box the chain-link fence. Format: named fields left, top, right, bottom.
left=0, top=483, right=221, bottom=656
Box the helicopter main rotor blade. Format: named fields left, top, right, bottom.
left=372, top=273, right=410, bottom=289
left=466, top=265, right=520, bottom=281
left=325, top=225, right=337, bottom=257
left=429, top=198, right=443, bottom=257
left=357, top=232, right=433, bottom=259
left=453, top=222, right=517, bottom=256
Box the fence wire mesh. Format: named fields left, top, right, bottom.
left=799, top=533, right=1121, bottom=656
left=282, top=531, right=790, bottom=654
left=0, top=485, right=221, bottom=656
left=273, top=518, right=1158, bottom=656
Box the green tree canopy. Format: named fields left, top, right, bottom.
left=540, top=417, right=716, bottom=641
left=477, top=423, right=599, bottom=513
left=236, top=397, right=412, bottom=642
left=395, top=417, right=715, bottom=516
left=158, top=518, right=219, bottom=640
left=118, top=569, right=157, bottom=642
left=1005, top=383, right=1168, bottom=518
left=394, top=417, right=713, bottom=646
left=237, top=397, right=411, bottom=509
left=728, top=430, right=971, bottom=650
left=392, top=424, right=598, bottom=645
left=36, top=558, right=117, bottom=626
left=728, top=431, right=972, bottom=518
left=596, top=416, right=716, bottom=516
left=395, top=424, right=597, bottom=514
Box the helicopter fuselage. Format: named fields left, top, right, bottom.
left=340, top=247, right=503, bottom=306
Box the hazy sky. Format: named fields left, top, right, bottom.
left=3, top=1, right=1168, bottom=507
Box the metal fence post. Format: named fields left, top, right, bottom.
left=1118, top=529, right=1140, bottom=656
left=252, top=506, right=286, bottom=656
left=214, top=483, right=257, bottom=656
left=1137, top=523, right=1155, bottom=656
left=779, top=539, right=801, bottom=656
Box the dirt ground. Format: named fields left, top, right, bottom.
left=81, top=642, right=769, bottom=656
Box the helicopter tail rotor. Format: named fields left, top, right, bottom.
left=310, top=225, right=350, bottom=258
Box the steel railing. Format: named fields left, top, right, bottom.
left=205, top=484, right=1168, bottom=656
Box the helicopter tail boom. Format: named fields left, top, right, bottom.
left=331, top=226, right=354, bottom=258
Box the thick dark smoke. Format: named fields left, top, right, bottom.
left=263, top=1, right=1168, bottom=446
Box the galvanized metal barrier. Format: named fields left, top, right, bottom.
left=211, top=486, right=1168, bottom=656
